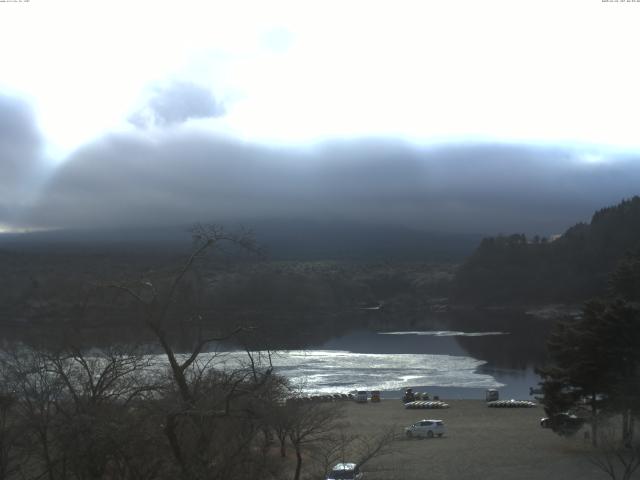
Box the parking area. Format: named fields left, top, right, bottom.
left=342, top=399, right=603, bottom=480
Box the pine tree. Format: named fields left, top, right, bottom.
left=539, top=251, right=640, bottom=445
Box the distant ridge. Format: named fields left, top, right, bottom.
left=0, top=219, right=483, bottom=262
left=454, top=196, right=640, bottom=303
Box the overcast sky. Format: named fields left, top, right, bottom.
left=1, top=0, right=640, bottom=235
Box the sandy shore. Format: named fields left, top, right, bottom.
left=341, top=399, right=605, bottom=480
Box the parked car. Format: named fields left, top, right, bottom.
left=540, top=413, right=585, bottom=435
left=402, top=388, right=415, bottom=403
left=405, top=419, right=445, bottom=438
left=326, top=462, right=363, bottom=480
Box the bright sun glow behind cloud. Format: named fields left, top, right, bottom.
left=1, top=0, right=640, bottom=158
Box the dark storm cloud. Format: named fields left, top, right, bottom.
left=23, top=129, right=640, bottom=235
left=129, top=82, right=225, bottom=128
left=0, top=94, right=41, bottom=177
left=0, top=94, right=43, bottom=224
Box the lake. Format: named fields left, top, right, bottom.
left=202, top=310, right=555, bottom=400
left=266, top=329, right=541, bottom=400
left=3, top=307, right=556, bottom=400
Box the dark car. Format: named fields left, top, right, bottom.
left=402, top=388, right=415, bottom=403
left=540, top=413, right=586, bottom=435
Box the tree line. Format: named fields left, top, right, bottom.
left=454, top=196, right=640, bottom=304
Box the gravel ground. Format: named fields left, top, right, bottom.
left=342, top=399, right=607, bottom=480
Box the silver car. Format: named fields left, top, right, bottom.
left=405, top=419, right=446, bottom=438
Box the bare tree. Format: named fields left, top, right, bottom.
left=0, top=342, right=164, bottom=480
left=0, top=347, right=66, bottom=480
left=310, top=424, right=399, bottom=480
left=589, top=419, right=640, bottom=480
left=46, top=344, right=158, bottom=409
left=98, top=225, right=290, bottom=479
left=0, top=392, right=26, bottom=480
left=48, top=345, right=160, bottom=480
left=105, top=224, right=262, bottom=407
left=285, top=402, right=345, bottom=480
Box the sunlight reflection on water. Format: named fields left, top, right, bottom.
left=178, top=349, right=504, bottom=394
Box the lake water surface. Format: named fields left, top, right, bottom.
left=201, top=312, right=551, bottom=400
left=268, top=328, right=542, bottom=399
left=5, top=308, right=553, bottom=400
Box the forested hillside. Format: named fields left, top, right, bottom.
left=454, top=196, right=640, bottom=304
left=0, top=220, right=482, bottom=262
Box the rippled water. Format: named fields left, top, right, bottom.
left=266, top=349, right=503, bottom=393
left=159, top=326, right=544, bottom=399
left=182, top=349, right=503, bottom=394
left=179, top=333, right=508, bottom=396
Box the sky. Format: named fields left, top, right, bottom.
left=1, top=0, right=640, bottom=235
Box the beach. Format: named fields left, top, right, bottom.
left=342, top=399, right=605, bottom=480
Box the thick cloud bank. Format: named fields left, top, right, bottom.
left=0, top=94, right=43, bottom=225
left=23, top=130, right=640, bottom=235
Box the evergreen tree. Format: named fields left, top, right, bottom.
left=610, top=248, right=640, bottom=303
left=538, top=251, right=640, bottom=445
